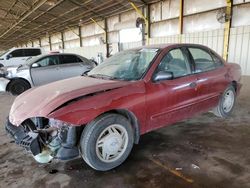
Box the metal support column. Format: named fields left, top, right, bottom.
left=178, top=0, right=184, bottom=42
left=61, top=32, right=65, bottom=49
left=48, top=36, right=52, bottom=51
left=104, top=18, right=110, bottom=58
left=39, top=38, right=41, bottom=47
left=90, top=18, right=110, bottom=58
left=145, top=5, right=150, bottom=45
left=129, top=1, right=149, bottom=45
left=79, top=26, right=83, bottom=47
left=223, top=0, right=232, bottom=61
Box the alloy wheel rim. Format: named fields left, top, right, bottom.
left=96, top=124, right=128, bottom=163
left=223, top=90, right=234, bottom=113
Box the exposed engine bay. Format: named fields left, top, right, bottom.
left=5, top=117, right=81, bottom=163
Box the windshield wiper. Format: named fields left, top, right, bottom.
left=88, top=74, right=119, bottom=80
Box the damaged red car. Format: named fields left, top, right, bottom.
left=6, top=44, right=241, bottom=171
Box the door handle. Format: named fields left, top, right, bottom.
left=189, top=82, right=197, bottom=88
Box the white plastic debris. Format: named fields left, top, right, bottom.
left=191, top=164, right=200, bottom=169
left=175, top=168, right=183, bottom=171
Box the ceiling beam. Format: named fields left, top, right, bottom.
left=0, top=0, right=48, bottom=39
left=4, top=0, right=19, bottom=18
left=6, top=0, right=66, bottom=38
left=9, top=0, right=123, bottom=42
left=6, top=3, right=132, bottom=45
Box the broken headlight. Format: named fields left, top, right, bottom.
left=49, top=118, right=74, bottom=128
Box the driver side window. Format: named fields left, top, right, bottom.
left=35, top=56, right=60, bottom=67
left=156, top=48, right=191, bottom=78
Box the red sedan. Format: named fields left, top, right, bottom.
left=6, top=44, right=241, bottom=171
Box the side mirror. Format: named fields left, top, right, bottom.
left=31, top=63, right=40, bottom=68
left=6, top=54, right=12, bottom=60
left=153, top=71, right=173, bottom=82
left=81, top=70, right=90, bottom=76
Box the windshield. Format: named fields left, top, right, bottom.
left=26, top=55, right=44, bottom=65
left=88, top=48, right=159, bottom=81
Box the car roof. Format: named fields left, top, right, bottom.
left=130, top=43, right=210, bottom=50
left=10, top=47, right=42, bottom=50
left=39, top=53, right=81, bottom=58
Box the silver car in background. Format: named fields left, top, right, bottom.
left=0, top=53, right=96, bottom=95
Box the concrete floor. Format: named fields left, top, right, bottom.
left=0, top=77, right=250, bottom=188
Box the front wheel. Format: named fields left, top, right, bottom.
left=80, top=113, right=134, bottom=171
left=7, top=79, right=31, bottom=95
left=213, top=85, right=236, bottom=118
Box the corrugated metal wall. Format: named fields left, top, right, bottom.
left=149, top=29, right=224, bottom=56
left=228, top=26, right=250, bottom=75
left=149, top=26, right=250, bottom=76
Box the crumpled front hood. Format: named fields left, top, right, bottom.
left=9, top=76, right=131, bottom=126
left=1, top=66, right=18, bottom=78
left=2, top=66, right=18, bottom=72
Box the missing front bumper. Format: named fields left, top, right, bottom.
left=5, top=118, right=41, bottom=156
left=0, top=77, right=10, bottom=92
left=5, top=118, right=80, bottom=161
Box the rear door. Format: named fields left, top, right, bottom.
left=23, top=49, right=41, bottom=58
left=59, top=55, right=93, bottom=79
left=146, top=47, right=199, bottom=131
left=30, top=55, right=61, bottom=86
left=187, top=47, right=228, bottom=111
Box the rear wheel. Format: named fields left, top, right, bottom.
left=80, top=113, right=134, bottom=171
left=7, top=79, right=31, bottom=95
left=0, top=64, right=3, bottom=67
left=213, top=85, right=236, bottom=118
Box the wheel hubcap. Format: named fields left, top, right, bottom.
left=13, top=85, right=25, bottom=94
left=96, top=124, right=128, bottom=163
left=223, top=90, right=234, bottom=113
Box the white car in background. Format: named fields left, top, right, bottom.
left=0, top=53, right=96, bottom=95
left=0, top=47, right=43, bottom=67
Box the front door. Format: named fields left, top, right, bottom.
left=30, top=55, right=61, bottom=86
left=146, top=48, right=198, bottom=131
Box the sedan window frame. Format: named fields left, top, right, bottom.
left=151, top=47, right=193, bottom=82
left=32, top=55, right=60, bottom=68
left=186, top=46, right=223, bottom=74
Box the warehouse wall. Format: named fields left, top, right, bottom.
left=20, top=0, right=250, bottom=75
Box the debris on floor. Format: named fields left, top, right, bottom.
left=191, top=164, right=200, bottom=170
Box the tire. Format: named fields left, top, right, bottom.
left=7, top=79, right=31, bottom=95
left=80, top=113, right=134, bottom=171
left=213, top=85, right=236, bottom=118
left=0, top=64, right=3, bottom=68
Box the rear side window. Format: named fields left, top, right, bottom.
left=188, top=48, right=215, bottom=73
left=156, top=48, right=191, bottom=78
left=61, top=55, right=80, bottom=64
left=24, top=49, right=41, bottom=56
left=10, top=49, right=24, bottom=57
left=79, top=56, right=94, bottom=65
left=211, top=52, right=224, bottom=67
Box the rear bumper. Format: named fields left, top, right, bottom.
left=5, top=118, right=41, bottom=155
left=0, top=77, right=10, bottom=92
